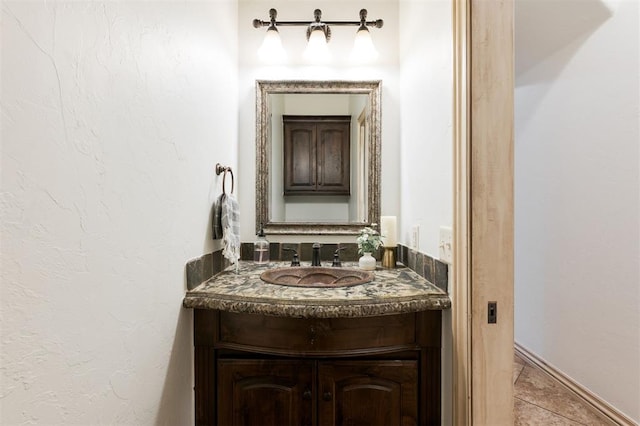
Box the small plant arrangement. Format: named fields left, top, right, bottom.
left=356, top=225, right=383, bottom=255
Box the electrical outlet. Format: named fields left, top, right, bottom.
left=439, top=226, right=453, bottom=264
left=411, top=225, right=420, bottom=249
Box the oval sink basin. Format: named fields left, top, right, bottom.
left=260, top=267, right=375, bottom=288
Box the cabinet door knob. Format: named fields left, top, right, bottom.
left=303, top=389, right=312, bottom=400
left=323, top=391, right=332, bottom=401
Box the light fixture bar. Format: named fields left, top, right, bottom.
left=253, top=9, right=384, bottom=30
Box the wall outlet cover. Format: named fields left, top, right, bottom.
left=411, top=225, right=420, bottom=249
left=439, top=226, right=453, bottom=264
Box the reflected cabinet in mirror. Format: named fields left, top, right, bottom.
left=256, top=80, right=381, bottom=235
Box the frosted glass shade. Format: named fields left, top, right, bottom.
left=351, top=27, right=378, bottom=62
left=304, top=27, right=331, bottom=63
left=258, top=27, right=286, bottom=63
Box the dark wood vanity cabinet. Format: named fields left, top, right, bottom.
left=217, top=359, right=313, bottom=426
left=217, top=359, right=417, bottom=426
left=317, top=361, right=418, bottom=426
left=193, top=310, right=442, bottom=426
left=283, top=115, right=351, bottom=195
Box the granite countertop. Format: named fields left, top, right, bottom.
left=183, top=261, right=451, bottom=318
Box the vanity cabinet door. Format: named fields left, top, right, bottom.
left=317, top=361, right=418, bottom=426
left=283, top=116, right=350, bottom=195
left=217, top=359, right=314, bottom=426
left=315, top=122, right=350, bottom=193
left=284, top=122, right=317, bottom=193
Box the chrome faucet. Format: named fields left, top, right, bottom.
left=311, top=243, right=322, bottom=266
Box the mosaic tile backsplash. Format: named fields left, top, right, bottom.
left=397, top=244, right=449, bottom=293
left=186, top=242, right=449, bottom=292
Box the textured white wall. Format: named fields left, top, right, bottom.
left=515, top=0, right=640, bottom=421
left=1, top=1, right=238, bottom=424
left=399, top=0, right=453, bottom=258
left=399, top=2, right=453, bottom=424
left=237, top=0, right=401, bottom=243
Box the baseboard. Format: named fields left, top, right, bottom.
left=515, top=343, right=638, bottom=426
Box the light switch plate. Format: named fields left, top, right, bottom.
left=439, top=226, right=453, bottom=264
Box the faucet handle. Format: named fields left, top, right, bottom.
left=332, top=247, right=347, bottom=267
left=283, top=247, right=300, bottom=267
left=311, top=243, right=322, bottom=266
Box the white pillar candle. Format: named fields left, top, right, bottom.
left=380, top=216, right=397, bottom=247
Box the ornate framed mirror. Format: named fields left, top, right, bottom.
left=255, top=80, right=381, bottom=235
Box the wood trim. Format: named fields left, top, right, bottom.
left=459, top=0, right=515, bottom=423
left=194, top=309, right=219, bottom=346
left=515, top=343, right=636, bottom=426
left=469, top=0, right=515, bottom=422
left=214, top=342, right=421, bottom=358
left=194, top=346, right=216, bottom=425
left=452, top=0, right=472, bottom=424
left=194, top=310, right=218, bottom=425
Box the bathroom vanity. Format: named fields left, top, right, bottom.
left=183, top=262, right=450, bottom=426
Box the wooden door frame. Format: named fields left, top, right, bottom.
left=452, top=0, right=514, bottom=424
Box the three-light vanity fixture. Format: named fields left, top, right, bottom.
left=253, top=8, right=384, bottom=63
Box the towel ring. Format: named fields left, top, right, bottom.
left=215, top=163, right=234, bottom=195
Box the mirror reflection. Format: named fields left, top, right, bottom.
left=256, top=80, right=381, bottom=235
left=270, top=93, right=368, bottom=223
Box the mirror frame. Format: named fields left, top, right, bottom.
left=256, top=80, right=381, bottom=235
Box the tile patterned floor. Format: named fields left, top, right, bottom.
left=514, top=354, right=614, bottom=425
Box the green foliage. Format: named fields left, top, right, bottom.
left=356, top=226, right=383, bottom=255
